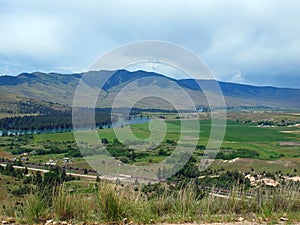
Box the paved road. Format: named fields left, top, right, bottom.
left=1, top=163, right=243, bottom=200
left=1, top=163, right=99, bottom=179
left=0, top=163, right=137, bottom=182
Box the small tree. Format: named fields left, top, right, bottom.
left=96, top=175, right=101, bottom=182
left=134, top=177, right=140, bottom=186
left=162, top=166, right=167, bottom=179
left=60, top=169, right=66, bottom=182
left=83, top=168, right=88, bottom=174
left=34, top=171, right=42, bottom=185
left=24, top=167, right=29, bottom=175
left=101, top=138, right=109, bottom=144
left=157, top=167, right=162, bottom=180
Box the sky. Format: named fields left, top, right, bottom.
left=0, top=0, right=299, bottom=88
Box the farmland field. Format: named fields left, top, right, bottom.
left=33, top=119, right=300, bottom=157
left=13, top=117, right=297, bottom=175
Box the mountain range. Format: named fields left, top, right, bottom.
left=0, top=70, right=299, bottom=112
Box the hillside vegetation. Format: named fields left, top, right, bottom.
left=0, top=165, right=299, bottom=224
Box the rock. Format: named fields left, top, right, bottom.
left=123, top=218, right=129, bottom=225
left=45, top=219, right=54, bottom=225
left=2, top=221, right=9, bottom=225
left=61, top=222, right=68, bottom=225
left=237, top=216, right=245, bottom=222
left=149, top=219, right=155, bottom=224
left=53, top=221, right=58, bottom=225
left=280, top=217, right=288, bottom=221
left=6, top=218, right=15, bottom=223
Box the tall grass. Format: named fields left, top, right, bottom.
left=201, top=182, right=300, bottom=221
left=11, top=180, right=300, bottom=224
left=52, top=185, right=95, bottom=222
left=94, top=182, right=155, bottom=223
left=171, top=183, right=201, bottom=221
left=1, top=200, right=16, bottom=218
left=254, top=182, right=300, bottom=216
left=150, top=183, right=201, bottom=222
left=22, top=192, right=46, bottom=224
left=76, top=196, right=94, bottom=222
left=52, top=186, right=78, bottom=221
left=95, top=183, right=126, bottom=222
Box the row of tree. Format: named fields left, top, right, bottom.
left=0, top=109, right=112, bottom=131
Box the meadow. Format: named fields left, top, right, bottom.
left=30, top=118, right=300, bottom=168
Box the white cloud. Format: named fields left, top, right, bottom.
left=230, top=70, right=245, bottom=83
left=0, top=0, right=299, bottom=87
left=0, top=13, right=65, bottom=58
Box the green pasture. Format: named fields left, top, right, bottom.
left=31, top=119, right=300, bottom=162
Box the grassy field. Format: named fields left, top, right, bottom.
left=19, top=118, right=299, bottom=175
left=33, top=119, right=300, bottom=159
left=0, top=116, right=299, bottom=175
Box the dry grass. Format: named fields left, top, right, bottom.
left=2, top=181, right=299, bottom=224
left=22, top=192, right=46, bottom=224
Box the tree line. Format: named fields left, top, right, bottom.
left=0, top=109, right=113, bottom=131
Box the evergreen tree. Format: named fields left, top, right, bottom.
left=96, top=175, right=101, bottom=182
left=24, top=167, right=29, bottom=175
left=134, top=177, right=140, bottom=185
left=157, top=167, right=162, bottom=180
left=60, top=169, right=66, bottom=182
left=34, top=171, right=43, bottom=185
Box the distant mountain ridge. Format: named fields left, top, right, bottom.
left=178, top=79, right=300, bottom=107
left=0, top=70, right=299, bottom=109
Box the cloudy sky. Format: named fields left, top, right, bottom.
left=0, top=0, right=299, bottom=88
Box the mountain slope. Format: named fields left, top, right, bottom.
left=0, top=70, right=299, bottom=109
left=179, top=79, right=300, bottom=108
left=0, top=93, right=69, bottom=117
